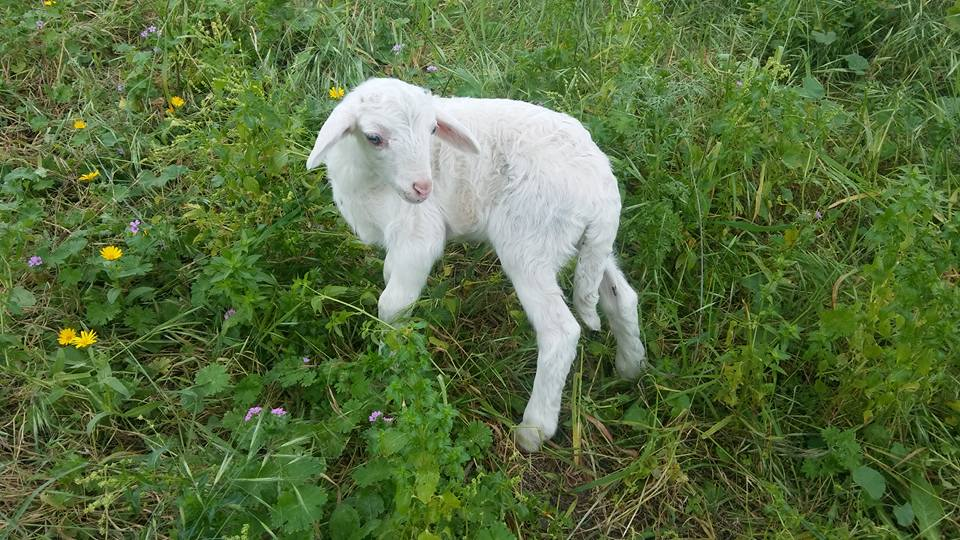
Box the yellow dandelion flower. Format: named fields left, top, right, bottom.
left=328, top=86, right=345, bottom=100
left=73, top=119, right=86, bottom=129
left=58, top=328, right=78, bottom=345
left=170, top=96, right=185, bottom=108
left=44, top=0, right=56, bottom=5
left=165, top=106, right=175, bottom=114
left=78, top=170, right=100, bottom=182
left=72, top=330, right=98, bottom=348
left=100, top=245, right=123, bottom=261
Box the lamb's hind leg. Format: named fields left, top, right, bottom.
left=598, top=257, right=647, bottom=379
left=498, top=255, right=581, bottom=452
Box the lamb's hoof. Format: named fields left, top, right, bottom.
left=580, top=311, right=601, bottom=332
left=615, top=345, right=648, bottom=380
left=513, top=423, right=546, bottom=452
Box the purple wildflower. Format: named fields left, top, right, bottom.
left=139, top=29, right=149, bottom=38
left=369, top=410, right=393, bottom=423
left=270, top=407, right=286, bottom=417
left=244, top=406, right=263, bottom=421
left=147, top=25, right=157, bottom=33
left=425, top=65, right=438, bottom=73
left=302, top=356, right=311, bottom=363
left=224, top=308, right=237, bottom=321
left=815, top=210, right=823, bottom=220
left=391, top=43, right=403, bottom=54
left=28, top=255, right=43, bottom=268
left=128, top=219, right=141, bottom=234
left=36, top=20, right=45, bottom=30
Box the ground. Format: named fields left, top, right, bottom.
left=2, top=0, right=959, bottom=538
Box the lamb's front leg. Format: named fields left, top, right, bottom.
left=378, top=227, right=444, bottom=322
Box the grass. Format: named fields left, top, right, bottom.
left=2, top=0, right=960, bottom=537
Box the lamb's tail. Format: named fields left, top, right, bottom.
left=573, top=211, right=618, bottom=331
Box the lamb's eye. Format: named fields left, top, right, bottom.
left=365, top=134, right=384, bottom=146
left=431, top=124, right=438, bottom=135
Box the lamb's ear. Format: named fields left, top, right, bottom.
left=435, top=108, right=480, bottom=154
left=306, top=99, right=356, bottom=170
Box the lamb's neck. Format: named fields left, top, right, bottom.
left=324, top=138, right=403, bottom=247
left=326, top=138, right=382, bottom=195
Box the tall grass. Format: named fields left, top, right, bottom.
left=1, top=0, right=958, bottom=537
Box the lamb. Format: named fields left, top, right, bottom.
left=306, top=78, right=647, bottom=452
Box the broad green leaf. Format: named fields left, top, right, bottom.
left=894, top=502, right=915, bottom=527
left=844, top=53, right=869, bottom=74
left=123, top=306, right=158, bottom=334
left=910, top=474, right=944, bottom=540
left=476, top=523, right=517, bottom=540
left=781, top=143, right=807, bottom=169
left=179, top=388, right=201, bottom=411
left=233, top=374, right=263, bottom=406
left=459, top=420, right=493, bottom=454
left=195, top=364, right=230, bottom=395
left=279, top=456, right=326, bottom=483
left=138, top=171, right=162, bottom=189
left=784, top=228, right=799, bottom=247
left=107, top=287, right=122, bottom=304
left=58, top=267, right=83, bottom=287
left=7, top=286, right=36, bottom=314
left=126, top=286, right=156, bottom=302
left=852, top=465, right=885, bottom=499
left=798, top=76, right=825, bottom=100
left=115, top=256, right=153, bottom=278
left=270, top=484, right=327, bottom=533
left=160, top=165, right=190, bottom=180
left=100, top=131, right=118, bottom=147
left=3, top=167, right=37, bottom=182
left=622, top=401, right=649, bottom=424
left=353, top=492, right=385, bottom=520
left=139, top=165, right=187, bottom=190
left=322, top=285, right=350, bottom=298
left=811, top=30, right=837, bottom=44
left=48, top=238, right=87, bottom=265
left=242, top=176, right=260, bottom=193
left=102, top=376, right=132, bottom=398
left=819, top=308, right=857, bottom=338
left=329, top=503, right=360, bottom=540
left=949, top=9, right=960, bottom=33
left=352, top=461, right=392, bottom=487
left=415, top=470, right=440, bottom=501
left=379, top=429, right=408, bottom=456
left=87, top=301, right=122, bottom=325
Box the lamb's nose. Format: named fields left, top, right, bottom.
left=412, top=180, right=432, bottom=197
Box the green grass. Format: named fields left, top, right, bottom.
left=3, top=0, right=960, bottom=537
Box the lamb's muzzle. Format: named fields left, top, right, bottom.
left=411, top=179, right=431, bottom=200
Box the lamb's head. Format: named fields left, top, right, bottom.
left=306, top=78, right=479, bottom=204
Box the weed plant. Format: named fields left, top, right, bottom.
left=2, top=0, right=959, bottom=537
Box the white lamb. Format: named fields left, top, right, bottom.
left=306, top=78, right=647, bottom=452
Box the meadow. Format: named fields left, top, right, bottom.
left=2, top=0, right=960, bottom=537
